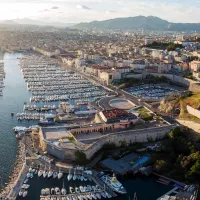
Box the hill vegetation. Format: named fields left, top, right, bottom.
left=150, top=127, right=200, bottom=183
left=144, top=41, right=183, bottom=51
left=159, top=92, right=200, bottom=121
left=73, top=16, right=200, bottom=31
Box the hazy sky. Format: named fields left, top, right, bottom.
left=0, top=0, right=200, bottom=23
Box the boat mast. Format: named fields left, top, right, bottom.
left=134, top=192, right=137, bottom=200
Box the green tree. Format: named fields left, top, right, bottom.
left=154, top=160, right=169, bottom=173
left=169, top=127, right=181, bottom=138
left=75, top=150, right=88, bottom=165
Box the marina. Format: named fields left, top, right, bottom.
left=0, top=53, right=198, bottom=200
left=125, top=84, right=180, bottom=100
left=13, top=54, right=108, bottom=123
left=23, top=104, right=57, bottom=112
left=20, top=55, right=107, bottom=103
left=15, top=171, right=175, bottom=200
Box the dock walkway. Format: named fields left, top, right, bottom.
left=157, top=187, right=178, bottom=200
left=40, top=191, right=104, bottom=199
left=89, top=171, right=117, bottom=198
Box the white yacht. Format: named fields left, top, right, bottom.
left=61, top=188, right=67, bottom=195
left=101, top=174, right=126, bottom=194
left=58, top=170, right=63, bottom=179
left=100, top=192, right=106, bottom=198
left=53, top=171, right=58, bottom=179
left=23, top=190, right=28, bottom=197
left=43, top=170, right=48, bottom=178
left=29, top=167, right=32, bottom=172
left=68, top=168, right=72, bottom=181
left=38, top=169, right=43, bottom=177
left=51, top=188, right=55, bottom=195
left=79, top=186, right=84, bottom=193
left=86, top=194, right=92, bottom=200
left=19, top=189, right=23, bottom=196
left=95, top=193, right=101, bottom=199
left=13, top=126, right=29, bottom=133
left=76, top=175, right=80, bottom=180
left=61, top=179, right=67, bottom=195
left=55, top=187, right=61, bottom=195
left=80, top=175, right=84, bottom=182
left=48, top=168, right=53, bottom=178
left=41, top=189, right=46, bottom=195
left=90, top=193, right=97, bottom=200
left=75, top=187, right=80, bottom=193
left=73, top=169, right=76, bottom=181
left=105, top=192, right=112, bottom=198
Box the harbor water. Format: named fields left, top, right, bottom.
left=0, top=53, right=34, bottom=188
left=0, top=53, right=174, bottom=199
left=15, top=174, right=173, bottom=200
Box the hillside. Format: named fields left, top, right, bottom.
left=13, top=18, right=75, bottom=28
left=73, top=16, right=200, bottom=31
left=0, top=20, right=18, bottom=25
left=159, top=92, right=200, bottom=121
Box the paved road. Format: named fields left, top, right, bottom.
left=67, top=68, right=177, bottom=124
left=98, top=96, right=116, bottom=110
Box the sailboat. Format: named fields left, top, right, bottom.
left=134, top=192, right=137, bottom=200
left=23, top=190, right=28, bottom=197
left=19, top=189, right=23, bottom=196
left=53, top=171, right=58, bottom=179
left=58, top=168, right=63, bottom=179
left=67, top=168, right=72, bottom=181
left=80, top=170, right=84, bottom=182
left=38, top=165, right=43, bottom=177
left=95, top=193, right=101, bottom=199
left=73, top=168, right=77, bottom=181
left=43, top=166, right=48, bottom=178
left=48, top=167, right=53, bottom=178
left=61, top=179, right=67, bottom=195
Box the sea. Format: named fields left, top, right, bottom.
left=0, top=53, right=173, bottom=200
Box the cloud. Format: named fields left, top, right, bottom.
left=76, top=5, right=91, bottom=10
left=51, top=6, right=59, bottom=9
left=39, top=9, right=50, bottom=12
left=106, top=10, right=116, bottom=13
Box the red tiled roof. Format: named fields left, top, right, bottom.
left=88, top=66, right=110, bottom=70
left=116, top=66, right=131, bottom=69
left=102, top=109, right=131, bottom=120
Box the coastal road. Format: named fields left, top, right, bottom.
left=98, top=96, right=116, bottom=110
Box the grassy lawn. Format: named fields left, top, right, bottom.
left=67, top=136, right=76, bottom=142
left=136, top=107, right=152, bottom=120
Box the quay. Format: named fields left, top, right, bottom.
left=40, top=188, right=115, bottom=199
left=157, top=187, right=179, bottom=200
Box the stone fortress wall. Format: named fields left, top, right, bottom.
left=186, top=105, right=200, bottom=119
left=44, top=124, right=177, bottom=161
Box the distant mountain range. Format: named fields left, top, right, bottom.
left=1, top=16, right=200, bottom=31
left=73, top=16, right=200, bottom=31
left=0, top=18, right=75, bottom=28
